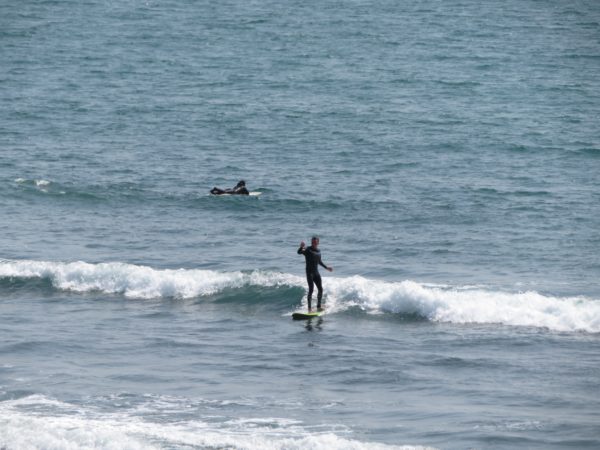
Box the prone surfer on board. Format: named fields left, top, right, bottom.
left=210, top=180, right=249, bottom=195
left=297, top=236, right=333, bottom=312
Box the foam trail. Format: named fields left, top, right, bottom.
left=0, top=259, right=303, bottom=299
left=325, top=276, right=600, bottom=333
left=0, top=395, right=433, bottom=450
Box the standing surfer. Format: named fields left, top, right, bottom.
left=297, top=236, right=333, bottom=312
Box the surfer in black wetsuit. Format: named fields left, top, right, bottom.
left=210, top=180, right=249, bottom=195
left=297, top=236, right=333, bottom=312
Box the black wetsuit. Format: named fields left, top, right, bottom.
left=210, top=186, right=249, bottom=195
left=297, top=245, right=329, bottom=310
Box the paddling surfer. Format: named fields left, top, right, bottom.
left=297, top=236, right=333, bottom=312
left=210, top=180, right=249, bottom=195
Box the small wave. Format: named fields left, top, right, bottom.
left=14, top=178, right=52, bottom=189
left=512, top=190, right=551, bottom=197
left=0, top=259, right=302, bottom=300
left=12, top=178, right=150, bottom=202
left=324, top=276, right=600, bottom=334
left=0, top=394, right=432, bottom=450
left=1, top=259, right=598, bottom=333
left=575, top=147, right=600, bottom=157
left=470, top=186, right=551, bottom=198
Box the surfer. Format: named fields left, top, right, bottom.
left=297, top=236, right=333, bottom=312
left=210, top=180, right=249, bottom=195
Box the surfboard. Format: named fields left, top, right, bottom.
left=292, top=311, right=323, bottom=320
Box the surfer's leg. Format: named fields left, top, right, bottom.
left=306, top=273, right=315, bottom=311
left=314, top=273, right=323, bottom=309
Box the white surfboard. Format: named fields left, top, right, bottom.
left=210, top=191, right=262, bottom=197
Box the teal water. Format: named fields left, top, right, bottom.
left=1, top=0, right=600, bottom=448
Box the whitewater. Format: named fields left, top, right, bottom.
left=2, top=259, right=598, bottom=333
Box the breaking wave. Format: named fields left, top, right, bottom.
left=1, top=259, right=598, bottom=333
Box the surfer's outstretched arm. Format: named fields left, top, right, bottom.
left=319, top=257, right=333, bottom=272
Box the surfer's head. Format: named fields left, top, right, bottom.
left=236, top=180, right=246, bottom=187
left=311, top=236, right=319, bottom=246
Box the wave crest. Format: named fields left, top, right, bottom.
left=0, top=259, right=302, bottom=299
left=1, top=259, right=598, bottom=333
left=325, top=276, right=600, bottom=333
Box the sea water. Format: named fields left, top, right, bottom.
left=1, top=0, right=600, bottom=448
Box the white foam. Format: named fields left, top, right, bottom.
left=0, top=259, right=303, bottom=299
left=324, top=275, right=600, bottom=333
left=0, top=395, right=432, bottom=450
left=13, top=178, right=51, bottom=188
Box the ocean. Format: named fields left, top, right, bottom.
left=1, top=0, right=599, bottom=448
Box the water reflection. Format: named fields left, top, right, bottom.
left=304, top=317, right=323, bottom=331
